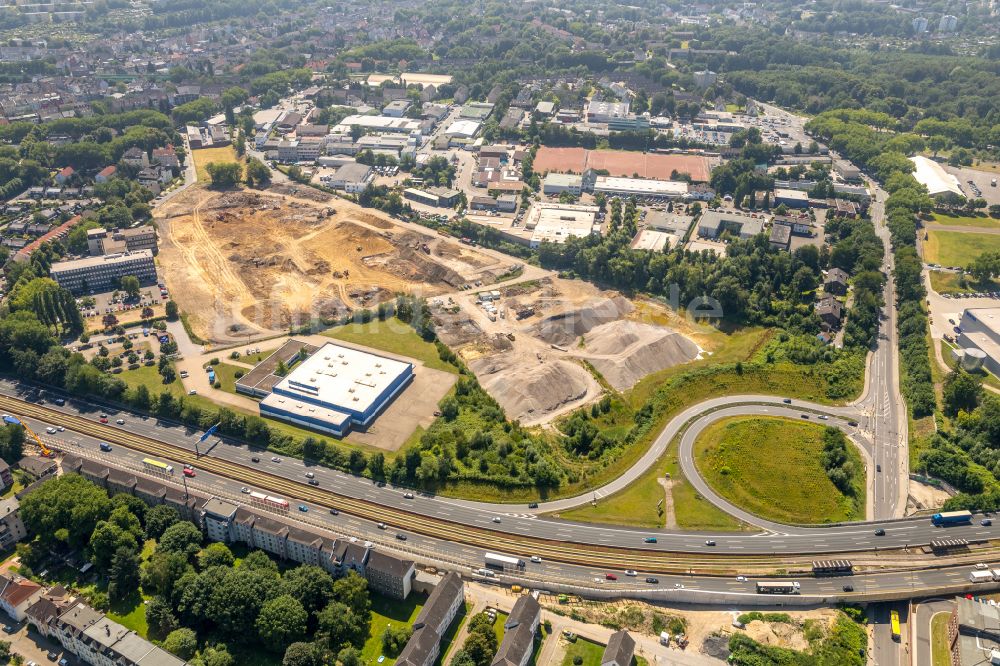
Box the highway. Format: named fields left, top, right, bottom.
left=0, top=380, right=992, bottom=560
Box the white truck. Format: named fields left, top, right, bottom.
left=970, top=570, right=995, bottom=583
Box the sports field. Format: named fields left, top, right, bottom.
left=924, top=230, right=1000, bottom=267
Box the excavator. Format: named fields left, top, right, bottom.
left=1, top=414, right=54, bottom=457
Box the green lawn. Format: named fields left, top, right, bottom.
left=323, top=320, right=457, bottom=373
left=560, top=637, right=605, bottom=666
left=107, top=590, right=149, bottom=637
left=436, top=602, right=471, bottom=666
left=694, top=416, right=865, bottom=524
left=205, top=362, right=244, bottom=393
left=927, top=270, right=1000, bottom=295
left=493, top=611, right=509, bottom=644
left=361, top=591, right=428, bottom=666
left=928, top=212, right=1000, bottom=229
left=923, top=230, right=1000, bottom=267
left=931, top=612, right=952, bottom=666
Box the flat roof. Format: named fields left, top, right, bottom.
left=445, top=120, right=481, bottom=137
left=270, top=341, right=412, bottom=416
left=524, top=202, right=600, bottom=246
left=910, top=156, right=962, bottom=197
left=51, top=249, right=153, bottom=273
left=334, top=115, right=421, bottom=132
left=632, top=229, right=671, bottom=251
left=594, top=176, right=688, bottom=196
left=543, top=172, right=582, bottom=186
left=774, top=187, right=809, bottom=200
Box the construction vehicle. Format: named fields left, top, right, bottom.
left=2, top=415, right=53, bottom=457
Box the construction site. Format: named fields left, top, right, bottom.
left=431, top=277, right=704, bottom=426
left=154, top=186, right=508, bottom=344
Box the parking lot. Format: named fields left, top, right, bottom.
left=2, top=620, right=76, bottom=665
left=944, top=164, right=1000, bottom=205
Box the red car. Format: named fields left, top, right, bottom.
left=182, top=466, right=196, bottom=477
left=605, top=573, right=618, bottom=581
left=99, top=415, right=108, bottom=424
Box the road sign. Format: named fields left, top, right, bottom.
left=198, top=423, right=220, bottom=443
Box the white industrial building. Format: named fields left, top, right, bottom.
left=444, top=120, right=481, bottom=139
left=542, top=173, right=583, bottom=195
left=593, top=176, right=688, bottom=199
left=333, top=115, right=422, bottom=134
left=586, top=100, right=631, bottom=123
left=259, top=342, right=414, bottom=437
left=523, top=202, right=601, bottom=248
left=323, top=162, right=373, bottom=193
left=956, top=308, right=1000, bottom=377
left=910, top=156, right=963, bottom=198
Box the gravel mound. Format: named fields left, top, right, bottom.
left=701, top=634, right=731, bottom=661
left=470, top=356, right=594, bottom=423
left=577, top=320, right=700, bottom=391
left=532, top=296, right=634, bottom=346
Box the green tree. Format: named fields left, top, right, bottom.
left=145, top=595, right=179, bottom=638
left=209, top=567, right=281, bottom=636
left=280, top=565, right=335, bottom=614
left=20, top=474, right=112, bottom=550
left=108, top=546, right=141, bottom=602
left=943, top=369, right=983, bottom=417
left=145, top=504, right=180, bottom=540
left=337, top=647, right=362, bottom=666
left=316, top=602, right=368, bottom=651
left=205, top=161, right=242, bottom=187
left=142, top=551, right=193, bottom=599
left=282, top=642, right=325, bottom=666
left=245, top=158, right=271, bottom=187
left=381, top=625, right=412, bottom=656
left=257, top=594, right=308, bottom=648
left=90, top=520, right=138, bottom=569
left=165, top=300, right=179, bottom=320
left=157, top=521, right=203, bottom=558
left=120, top=275, right=141, bottom=299
left=198, top=542, right=235, bottom=570
left=163, top=628, right=198, bottom=660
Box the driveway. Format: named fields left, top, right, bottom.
left=4, top=621, right=76, bottom=665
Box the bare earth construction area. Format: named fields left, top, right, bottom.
left=434, top=279, right=703, bottom=425
left=155, top=185, right=507, bottom=343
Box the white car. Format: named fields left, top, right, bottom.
left=976, top=563, right=990, bottom=570
left=57, top=426, right=64, bottom=432
left=271, top=457, right=281, bottom=463
left=240, top=487, right=250, bottom=494
left=736, top=575, right=748, bottom=582
left=530, top=556, right=542, bottom=564
left=45, top=427, right=56, bottom=434
left=188, top=389, right=197, bottom=395
left=116, top=418, right=125, bottom=425
left=625, top=569, right=637, bottom=577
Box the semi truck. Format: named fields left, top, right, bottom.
left=932, top=510, right=973, bottom=526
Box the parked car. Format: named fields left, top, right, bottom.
left=298, top=505, right=308, bottom=512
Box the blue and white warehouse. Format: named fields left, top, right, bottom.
left=259, top=342, right=414, bottom=437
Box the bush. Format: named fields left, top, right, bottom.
left=573, top=657, right=583, bottom=665
left=213, top=381, right=221, bottom=389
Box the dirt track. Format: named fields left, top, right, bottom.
left=155, top=185, right=502, bottom=343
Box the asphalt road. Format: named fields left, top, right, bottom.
left=912, top=598, right=953, bottom=666
left=1, top=380, right=992, bottom=557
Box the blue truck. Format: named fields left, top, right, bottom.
left=931, top=510, right=973, bottom=526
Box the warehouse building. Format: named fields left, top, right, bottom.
left=593, top=176, right=688, bottom=199
left=910, top=156, right=963, bottom=198
left=956, top=308, right=1000, bottom=377
left=326, top=162, right=372, bottom=193
left=523, top=202, right=600, bottom=248
left=259, top=342, right=414, bottom=437
left=50, top=250, right=156, bottom=295
left=333, top=115, right=422, bottom=135
left=696, top=210, right=768, bottom=240
left=542, top=173, right=583, bottom=195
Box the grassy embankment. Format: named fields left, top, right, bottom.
left=693, top=416, right=865, bottom=524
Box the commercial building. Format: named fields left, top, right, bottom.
left=523, top=202, right=601, bottom=248
left=259, top=342, right=414, bottom=437
left=768, top=223, right=791, bottom=251
left=593, top=176, right=688, bottom=199
left=491, top=596, right=540, bottom=666
left=327, top=162, right=372, bottom=193
left=773, top=187, right=809, bottom=208
left=403, top=187, right=462, bottom=208
left=334, top=115, right=422, bottom=134
left=383, top=100, right=412, bottom=117
left=957, top=308, right=1000, bottom=377
left=910, top=156, right=963, bottom=198
left=948, top=596, right=1000, bottom=665
left=50, top=250, right=156, bottom=295
left=696, top=210, right=768, bottom=239
left=833, top=159, right=861, bottom=182
left=586, top=100, right=630, bottom=124
left=542, top=173, right=583, bottom=195
left=444, top=120, right=481, bottom=139
left=459, top=102, right=494, bottom=120
left=86, top=226, right=158, bottom=256
left=395, top=572, right=465, bottom=666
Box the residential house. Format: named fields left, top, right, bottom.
left=824, top=268, right=850, bottom=296
left=0, top=574, right=44, bottom=622
left=602, top=630, right=635, bottom=666
left=0, top=460, right=11, bottom=490
left=816, top=296, right=843, bottom=330
left=491, top=596, right=540, bottom=666
left=395, top=573, right=464, bottom=666
left=54, top=166, right=74, bottom=185
left=0, top=497, right=27, bottom=552
left=17, top=456, right=56, bottom=481
left=95, top=166, right=116, bottom=183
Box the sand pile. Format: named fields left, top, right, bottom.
left=469, top=356, right=596, bottom=424
left=532, top=296, right=634, bottom=346
left=575, top=320, right=700, bottom=391
left=744, top=621, right=809, bottom=651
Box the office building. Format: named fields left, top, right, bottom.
left=86, top=226, right=157, bottom=256
left=50, top=250, right=156, bottom=295
left=693, top=70, right=718, bottom=88
left=586, top=101, right=630, bottom=124
left=327, top=163, right=372, bottom=193
left=696, top=210, right=768, bottom=239
left=542, top=173, right=583, bottom=195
